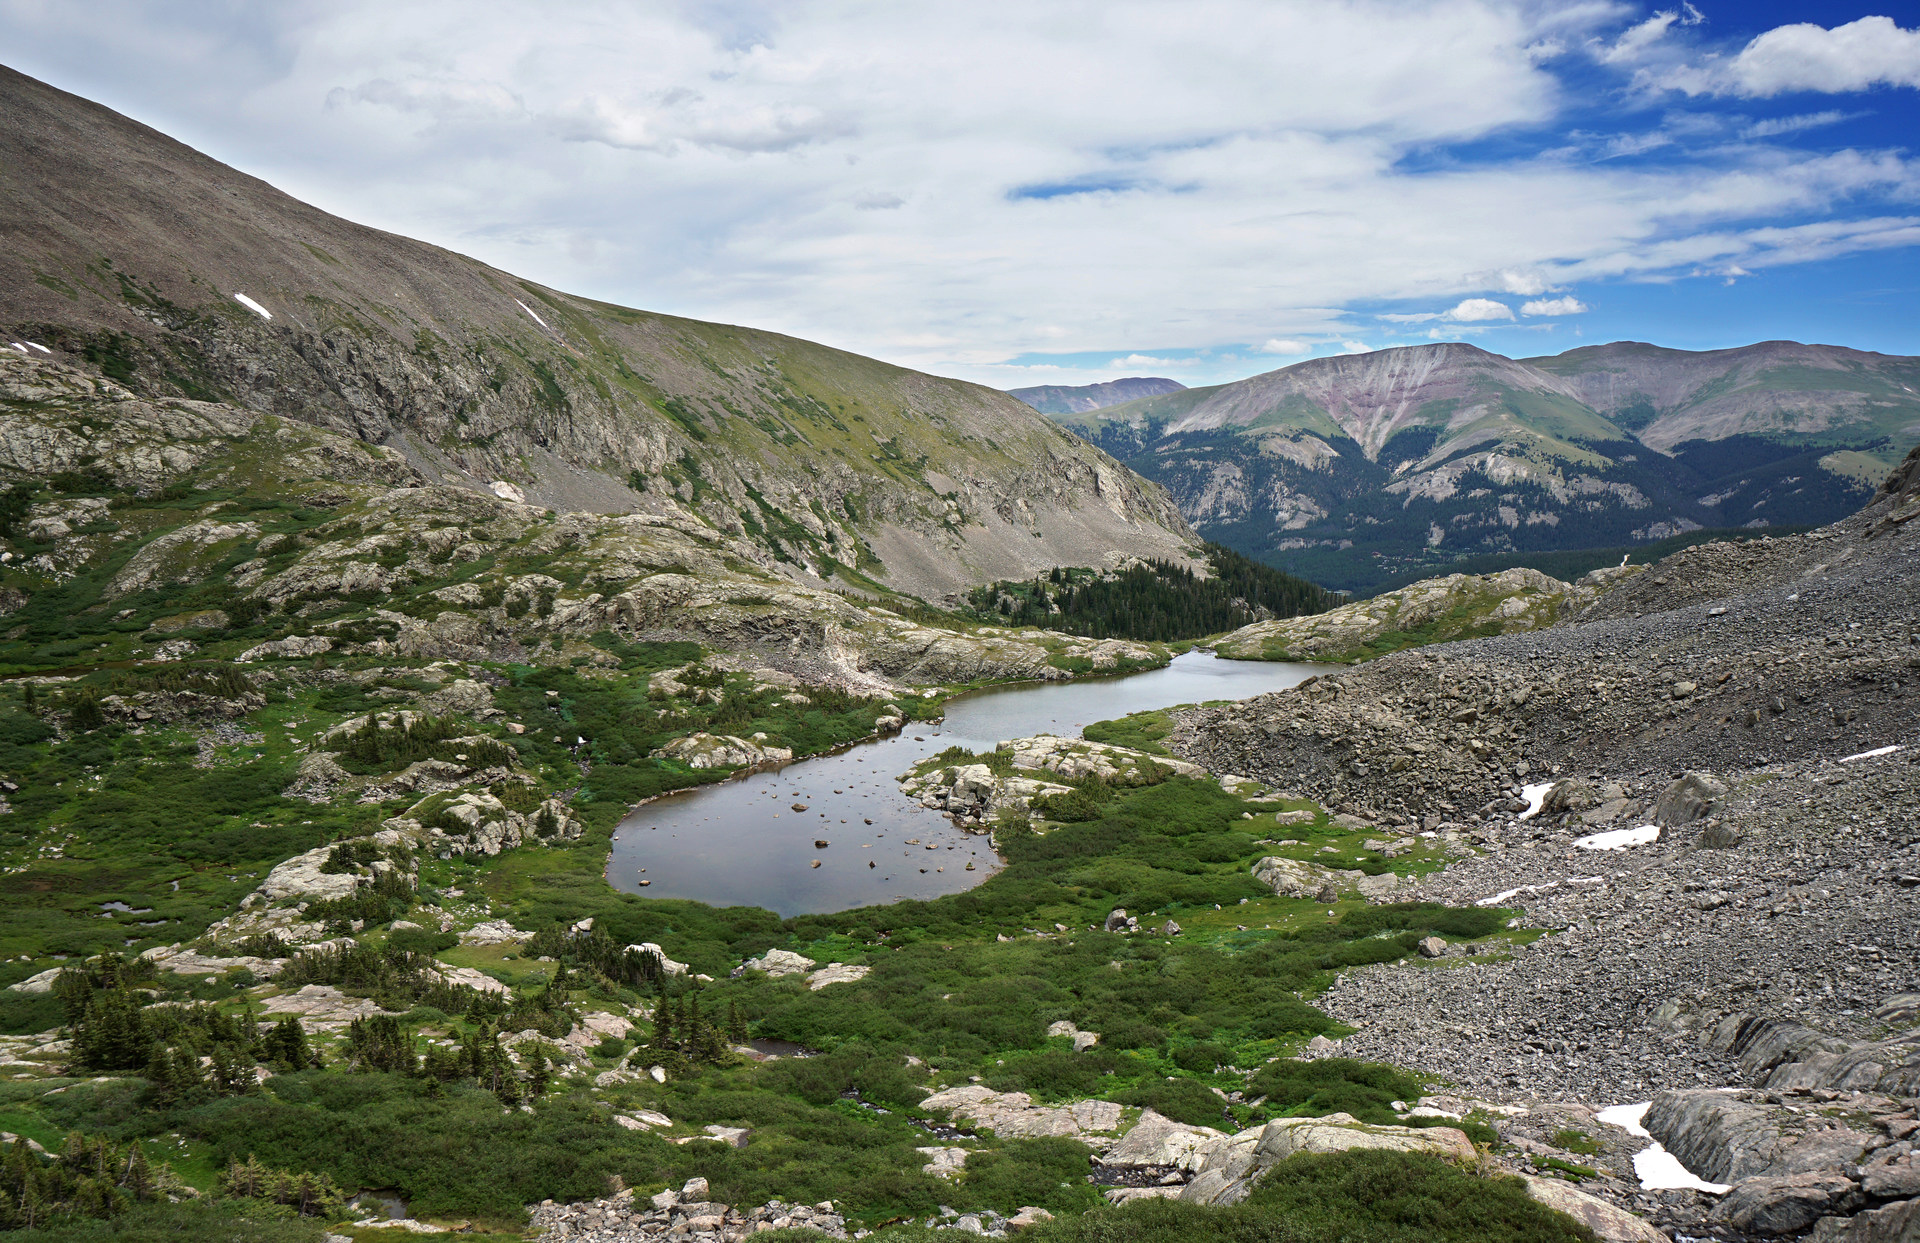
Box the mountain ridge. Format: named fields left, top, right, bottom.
left=0, top=64, right=1197, bottom=602
left=1008, top=375, right=1186, bottom=415
left=1049, top=338, right=1920, bottom=592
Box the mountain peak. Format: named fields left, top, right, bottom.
left=1009, top=376, right=1187, bottom=415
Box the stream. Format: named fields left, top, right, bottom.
left=606, top=651, right=1325, bottom=916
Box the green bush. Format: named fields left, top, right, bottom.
left=1114, top=1077, right=1232, bottom=1128
left=1022, top=1150, right=1598, bottom=1242
left=1247, top=1059, right=1425, bottom=1126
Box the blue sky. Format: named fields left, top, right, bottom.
left=3, top=1, right=1917, bottom=388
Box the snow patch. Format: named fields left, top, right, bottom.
left=1597, top=1102, right=1730, bottom=1193
left=514, top=299, right=550, bottom=329
left=1595, top=1102, right=1651, bottom=1137
left=1841, top=744, right=1901, bottom=763
left=1634, top=1145, right=1730, bottom=1193
left=233, top=293, right=273, bottom=320
left=1574, top=824, right=1659, bottom=852
left=489, top=480, right=527, bottom=504
left=6, top=343, right=25, bottom=354
left=1516, top=781, right=1555, bottom=820
left=1475, top=875, right=1606, bottom=907
left=24, top=341, right=51, bottom=355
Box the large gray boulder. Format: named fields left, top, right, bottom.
left=1652, top=771, right=1728, bottom=825
left=1711, top=1170, right=1860, bottom=1236
left=1807, top=1198, right=1920, bottom=1242
left=1521, top=1176, right=1666, bottom=1243
left=1097, top=1109, right=1225, bottom=1170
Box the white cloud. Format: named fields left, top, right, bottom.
left=0, top=0, right=1914, bottom=387
left=1594, top=5, right=1702, bottom=67
left=1740, top=110, right=1862, bottom=140
left=1521, top=296, right=1588, bottom=315
left=1259, top=338, right=1313, bottom=355
left=1338, top=340, right=1372, bottom=353
left=1446, top=298, right=1515, bottom=321
left=1653, top=17, right=1920, bottom=98
left=1492, top=268, right=1554, bottom=295
left=1109, top=354, right=1178, bottom=369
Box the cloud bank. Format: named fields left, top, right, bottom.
left=0, top=1, right=1916, bottom=387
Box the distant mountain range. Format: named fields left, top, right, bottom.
left=1041, top=340, right=1920, bottom=592
left=1009, top=376, right=1186, bottom=415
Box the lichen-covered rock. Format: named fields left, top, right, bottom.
left=742, top=948, right=814, bottom=978
left=259, top=845, right=362, bottom=903
left=1098, top=1109, right=1226, bottom=1170
left=805, top=963, right=870, bottom=990
left=652, top=731, right=794, bottom=770
left=1521, top=1176, right=1667, bottom=1243
left=236, top=635, right=334, bottom=662
left=920, top=1085, right=1123, bottom=1144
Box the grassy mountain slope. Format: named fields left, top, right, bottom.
left=0, top=64, right=1195, bottom=602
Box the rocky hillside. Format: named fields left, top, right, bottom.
left=0, top=65, right=1195, bottom=602
left=1008, top=376, right=1186, bottom=415
left=1210, top=565, right=1629, bottom=664
left=1165, top=447, right=1920, bottom=1239
left=0, top=352, right=1160, bottom=691
left=1054, top=340, right=1920, bottom=593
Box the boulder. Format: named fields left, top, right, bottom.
left=5, top=967, right=63, bottom=994
left=1253, top=856, right=1344, bottom=899
left=1652, top=771, right=1728, bottom=826
left=743, top=948, right=815, bottom=977
left=920, top=1085, right=1123, bottom=1143
left=460, top=919, right=529, bottom=945
left=1097, top=1109, right=1226, bottom=1170
left=652, top=732, right=793, bottom=770
left=628, top=942, right=689, bottom=976
left=1179, top=1113, right=1475, bottom=1206
left=805, top=963, right=870, bottom=990
left=235, top=634, right=334, bottom=663
left=1542, top=779, right=1597, bottom=815
left=918, top=1146, right=969, bottom=1179
left=1712, top=1170, right=1860, bottom=1236
left=1807, top=1199, right=1920, bottom=1243
left=1417, top=936, right=1448, bottom=958
left=1521, top=1176, right=1666, bottom=1243
left=1861, top=1150, right=1920, bottom=1199
left=259, top=845, right=363, bottom=903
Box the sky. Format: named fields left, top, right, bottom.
left=4, top=0, right=1919, bottom=389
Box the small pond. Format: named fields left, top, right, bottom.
left=606, top=651, right=1324, bottom=916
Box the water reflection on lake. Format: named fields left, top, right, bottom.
left=606, top=651, right=1325, bottom=916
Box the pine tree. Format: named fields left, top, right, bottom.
left=121, top=1142, right=153, bottom=1201
left=523, top=1044, right=551, bottom=1097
